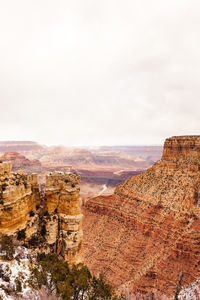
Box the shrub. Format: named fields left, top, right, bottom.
left=15, top=277, right=22, bottom=292
left=30, top=253, right=125, bottom=300
left=29, top=267, right=48, bottom=289
left=1, top=184, right=8, bottom=191
left=0, top=264, right=3, bottom=277
left=41, top=225, right=46, bottom=237
left=0, top=235, right=15, bottom=260
left=29, top=210, right=35, bottom=217
left=28, top=236, right=39, bottom=247
left=17, top=229, right=26, bottom=241
left=43, top=210, right=49, bottom=217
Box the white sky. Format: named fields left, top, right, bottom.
left=0, top=0, right=199, bottom=146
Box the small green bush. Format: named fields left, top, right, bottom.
left=41, top=225, right=46, bottom=236
left=28, top=236, right=39, bottom=247
left=17, top=229, right=26, bottom=241
left=1, top=183, right=8, bottom=191
left=29, top=210, right=35, bottom=217
left=15, top=277, right=22, bottom=292
left=0, top=235, right=15, bottom=260
left=43, top=210, right=49, bottom=217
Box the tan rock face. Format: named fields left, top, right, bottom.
left=0, top=162, right=83, bottom=266
left=44, top=172, right=84, bottom=265
left=82, top=135, right=200, bottom=297
left=0, top=162, right=40, bottom=234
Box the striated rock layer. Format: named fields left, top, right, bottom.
left=82, top=136, right=200, bottom=297
left=0, top=162, right=83, bottom=265
left=162, top=135, right=200, bottom=162
left=44, top=172, right=84, bottom=265
left=0, top=162, right=40, bottom=234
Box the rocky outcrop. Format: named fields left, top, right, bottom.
left=162, top=135, right=200, bottom=162
left=0, top=162, right=40, bottom=235
left=44, top=172, right=84, bottom=265
left=82, top=135, right=200, bottom=298
left=0, top=152, right=42, bottom=174
left=0, top=162, right=83, bottom=266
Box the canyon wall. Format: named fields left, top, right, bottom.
left=44, top=172, right=84, bottom=264
left=82, top=136, right=200, bottom=298
left=0, top=162, right=40, bottom=235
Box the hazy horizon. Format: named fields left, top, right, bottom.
left=0, top=0, right=199, bottom=146
left=0, top=139, right=163, bottom=148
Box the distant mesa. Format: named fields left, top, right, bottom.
left=0, top=141, right=45, bottom=152
left=162, top=135, right=200, bottom=161
left=0, top=152, right=42, bottom=174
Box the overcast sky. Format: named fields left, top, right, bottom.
left=0, top=0, right=199, bottom=146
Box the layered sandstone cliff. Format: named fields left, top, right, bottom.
left=162, top=135, right=200, bottom=162
left=82, top=136, right=200, bottom=298
left=0, top=161, right=83, bottom=265
left=0, top=161, right=40, bottom=235
left=44, top=172, right=84, bottom=265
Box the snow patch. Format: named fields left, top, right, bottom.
left=0, top=246, right=40, bottom=300
left=178, top=277, right=200, bottom=300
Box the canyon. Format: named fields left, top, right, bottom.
left=0, top=141, right=163, bottom=201
left=82, top=136, right=200, bottom=298
left=1, top=137, right=199, bottom=298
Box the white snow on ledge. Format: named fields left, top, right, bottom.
left=178, top=277, right=200, bottom=300
left=0, top=246, right=40, bottom=300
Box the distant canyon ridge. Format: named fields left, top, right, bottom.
left=0, top=141, right=162, bottom=202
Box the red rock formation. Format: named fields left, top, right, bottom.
left=82, top=136, right=200, bottom=298
left=0, top=152, right=42, bottom=174
left=162, top=135, right=200, bottom=161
